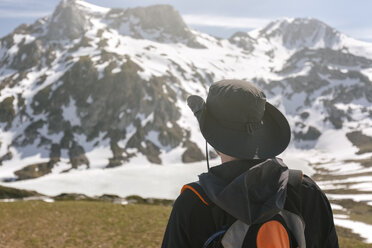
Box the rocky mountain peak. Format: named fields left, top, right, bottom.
left=120, top=5, right=185, bottom=32
left=46, top=0, right=89, bottom=40
left=258, top=18, right=341, bottom=49
left=229, top=31, right=256, bottom=52
left=105, top=4, right=205, bottom=48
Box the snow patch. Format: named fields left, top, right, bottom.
left=118, top=123, right=136, bottom=148
left=0, top=157, right=311, bottom=199
left=146, top=130, right=172, bottom=152
left=334, top=218, right=372, bottom=243
left=75, top=0, right=110, bottom=14
left=62, top=97, right=81, bottom=126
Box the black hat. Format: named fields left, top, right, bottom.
left=187, top=79, right=291, bottom=159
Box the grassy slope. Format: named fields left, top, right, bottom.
left=336, top=226, right=371, bottom=248
left=0, top=185, right=40, bottom=199
left=0, top=201, right=370, bottom=248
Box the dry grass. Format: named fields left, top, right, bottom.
left=0, top=201, right=171, bottom=248
left=332, top=199, right=372, bottom=226
left=0, top=201, right=370, bottom=247
left=0, top=185, right=40, bottom=199
left=336, top=226, right=371, bottom=248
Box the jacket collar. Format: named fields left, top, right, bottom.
left=209, top=159, right=265, bottom=183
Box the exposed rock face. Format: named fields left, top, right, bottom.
left=14, top=162, right=54, bottom=180
left=280, top=48, right=372, bottom=75
left=0, top=96, right=15, bottom=124
left=182, top=141, right=205, bottom=163
left=294, top=126, right=322, bottom=140
left=47, top=0, right=89, bottom=40
left=346, top=131, right=372, bottom=154
left=69, top=143, right=89, bottom=168
left=259, top=18, right=342, bottom=49
left=0, top=152, right=12, bottom=165
left=10, top=40, right=43, bottom=70
left=105, top=5, right=205, bottom=48
left=229, top=32, right=255, bottom=52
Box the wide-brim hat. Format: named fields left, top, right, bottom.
left=187, top=79, right=291, bottom=159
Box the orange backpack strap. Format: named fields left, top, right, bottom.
left=181, top=182, right=211, bottom=206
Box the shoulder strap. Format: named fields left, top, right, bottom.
left=181, top=182, right=227, bottom=248
left=279, top=210, right=306, bottom=248
left=180, top=181, right=212, bottom=206
left=287, top=169, right=303, bottom=215
left=286, top=169, right=306, bottom=248
left=288, top=169, right=303, bottom=190
left=274, top=157, right=303, bottom=191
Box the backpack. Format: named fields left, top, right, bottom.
left=181, top=169, right=306, bottom=248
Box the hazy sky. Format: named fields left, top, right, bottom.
left=0, top=0, right=371, bottom=41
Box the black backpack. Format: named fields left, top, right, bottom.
left=181, top=169, right=306, bottom=248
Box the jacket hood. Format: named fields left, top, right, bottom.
left=198, top=158, right=289, bottom=225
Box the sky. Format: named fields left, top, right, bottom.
left=0, top=0, right=372, bottom=41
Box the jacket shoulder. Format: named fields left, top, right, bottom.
left=175, top=185, right=211, bottom=213
left=294, top=175, right=339, bottom=247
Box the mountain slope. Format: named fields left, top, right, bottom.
left=0, top=0, right=371, bottom=184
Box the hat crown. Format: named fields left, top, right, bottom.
left=186, top=79, right=291, bottom=159
left=206, top=80, right=267, bottom=124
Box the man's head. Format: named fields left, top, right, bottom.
left=187, top=79, right=291, bottom=160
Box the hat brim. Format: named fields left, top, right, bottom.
left=187, top=95, right=291, bottom=159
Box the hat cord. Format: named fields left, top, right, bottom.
left=206, top=140, right=210, bottom=172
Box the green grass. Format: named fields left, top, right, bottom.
left=0, top=201, right=370, bottom=247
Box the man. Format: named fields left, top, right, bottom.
left=162, top=80, right=339, bottom=247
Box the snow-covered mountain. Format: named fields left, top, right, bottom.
left=0, top=0, right=371, bottom=184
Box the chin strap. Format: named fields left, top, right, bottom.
left=206, top=140, right=210, bottom=172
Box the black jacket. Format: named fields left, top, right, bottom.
left=162, top=159, right=339, bottom=248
